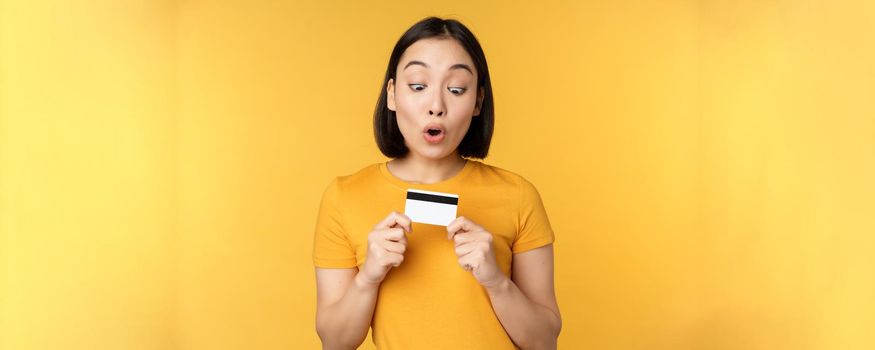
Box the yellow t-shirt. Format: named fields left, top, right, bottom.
left=312, top=159, right=555, bottom=349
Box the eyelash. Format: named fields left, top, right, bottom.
left=408, top=84, right=466, bottom=95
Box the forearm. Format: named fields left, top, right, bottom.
left=316, top=272, right=380, bottom=350
left=485, top=277, right=561, bottom=350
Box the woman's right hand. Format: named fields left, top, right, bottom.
left=357, top=211, right=412, bottom=287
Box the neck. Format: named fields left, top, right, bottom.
left=388, top=152, right=467, bottom=185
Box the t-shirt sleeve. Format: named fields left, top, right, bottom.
left=512, top=177, right=556, bottom=254
left=312, top=177, right=358, bottom=268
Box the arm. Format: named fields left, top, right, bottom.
left=447, top=216, right=561, bottom=350
left=314, top=267, right=380, bottom=350
left=314, top=211, right=413, bottom=350
left=486, top=244, right=562, bottom=350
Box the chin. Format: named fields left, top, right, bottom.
left=411, top=146, right=451, bottom=160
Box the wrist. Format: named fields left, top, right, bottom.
left=483, top=275, right=511, bottom=296
left=354, top=270, right=382, bottom=292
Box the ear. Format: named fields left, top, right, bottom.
left=387, top=78, right=397, bottom=112
left=472, top=86, right=485, bottom=116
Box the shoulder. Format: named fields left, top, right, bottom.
left=320, top=162, right=385, bottom=200
left=471, top=161, right=539, bottom=194
left=326, top=163, right=382, bottom=187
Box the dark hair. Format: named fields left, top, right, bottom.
left=373, top=16, right=494, bottom=159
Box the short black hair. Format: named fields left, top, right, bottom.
left=373, top=16, right=494, bottom=159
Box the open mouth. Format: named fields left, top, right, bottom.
left=423, top=124, right=446, bottom=143
left=423, top=124, right=445, bottom=135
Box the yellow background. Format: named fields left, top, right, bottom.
left=1, top=0, right=873, bottom=349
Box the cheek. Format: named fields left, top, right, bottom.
left=450, top=94, right=477, bottom=113
left=452, top=117, right=473, bottom=138
left=394, top=90, right=421, bottom=114
left=446, top=111, right=474, bottom=137
left=393, top=98, right=420, bottom=137
left=445, top=95, right=477, bottom=126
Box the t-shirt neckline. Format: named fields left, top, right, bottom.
left=379, top=158, right=475, bottom=190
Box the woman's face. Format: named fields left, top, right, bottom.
left=387, top=37, right=484, bottom=160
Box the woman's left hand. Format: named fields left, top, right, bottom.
left=447, top=216, right=507, bottom=288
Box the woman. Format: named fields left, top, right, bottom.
left=313, top=16, right=561, bottom=350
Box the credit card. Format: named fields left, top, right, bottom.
left=404, top=189, right=459, bottom=226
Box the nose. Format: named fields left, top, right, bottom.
left=428, top=90, right=445, bottom=117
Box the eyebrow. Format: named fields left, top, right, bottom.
left=403, top=60, right=474, bottom=75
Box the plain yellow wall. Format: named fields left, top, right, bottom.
left=1, top=1, right=178, bottom=349
left=1, top=0, right=873, bottom=349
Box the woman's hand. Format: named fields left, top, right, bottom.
left=358, top=211, right=412, bottom=287
left=447, top=216, right=506, bottom=288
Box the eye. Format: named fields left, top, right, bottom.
left=448, top=87, right=466, bottom=95
left=408, top=83, right=426, bottom=91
